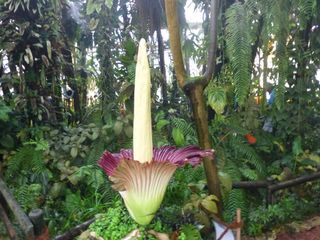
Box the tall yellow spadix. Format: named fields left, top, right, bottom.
left=133, top=39, right=153, bottom=163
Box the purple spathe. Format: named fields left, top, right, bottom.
left=98, top=146, right=214, bottom=177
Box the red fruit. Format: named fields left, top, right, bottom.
left=245, top=133, right=257, bottom=145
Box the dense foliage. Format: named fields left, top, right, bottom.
left=0, top=0, right=319, bottom=239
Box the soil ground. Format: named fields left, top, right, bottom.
left=244, top=215, right=320, bottom=240
left=276, top=225, right=320, bottom=240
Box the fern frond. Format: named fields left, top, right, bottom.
left=7, top=146, right=45, bottom=175
left=180, top=224, right=202, bottom=239
left=7, top=146, right=33, bottom=174
left=14, top=184, right=42, bottom=212
left=174, top=165, right=206, bottom=184
left=223, top=157, right=242, bottom=181
left=223, top=189, right=248, bottom=223
left=171, top=117, right=198, bottom=145
left=64, top=191, right=84, bottom=216
left=239, top=167, right=258, bottom=181
left=31, top=151, right=47, bottom=174
left=87, top=137, right=107, bottom=164
left=270, top=0, right=290, bottom=109
left=127, top=63, right=136, bottom=83
left=225, top=2, right=252, bottom=105
left=297, top=0, right=316, bottom=19
left=224, top=119, right=249, bottom=135
left=229, top=136, right=265, bottom=178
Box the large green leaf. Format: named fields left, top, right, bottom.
left=172, top=127, right=185, bottom=146
left=207, top=87, right=227, bottom=114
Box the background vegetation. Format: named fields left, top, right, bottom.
left=0, top=0, right=319, bottom=238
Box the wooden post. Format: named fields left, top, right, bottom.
left=236, top=208, right=241, bottom=240
left=0, top=203, right=16, bottom=239
left=28, top=209, right=45, bottom=236
left=53, top=218, right=95, bottom=240
left=0, top=178, right=34, bottom=240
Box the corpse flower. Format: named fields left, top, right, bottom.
left=98, top=39, right=214, bottom=225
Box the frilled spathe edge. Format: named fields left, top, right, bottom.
left=98, top=146, right=214, bottom=177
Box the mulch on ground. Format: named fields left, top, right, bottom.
left=276, top=225, right=320, bottom=240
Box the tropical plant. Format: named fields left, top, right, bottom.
left=98, top=39, right=214, bottom=226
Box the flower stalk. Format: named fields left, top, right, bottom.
left=133, top=39, right=153, bottom=164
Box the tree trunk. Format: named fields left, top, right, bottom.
left=188, top=84, right=222, bottom=212
left=0, top=63, right=11, bottom=101
left=165, top=0, right=222, bottom=214
left=156, top=28, right=168, bottom=107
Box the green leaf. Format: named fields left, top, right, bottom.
left=218, top=171, right=232, bottom=192
left=239, top=167, right=258, bottom=180
left=0, top=135, right=14, bottom=149
left=105, top=0, right=112, bottom=8
left=86, top=0, right=96, bottom=14
left=63, top=136, right=70, bottom=144
left=46, top=40, right=52, bottom=60
left=124, top=126, right=133, bottom=138
left=207, top=86, right=227, bottom=114
left=49, top=182, right=65, bottom=198
left=156, top=119, right=170, bottom=131
left=309, top=154, right=320, bottom=163
left=124, top=39, right=136, bottom=58
left=292, top=136, right=303, bottom=156
left=113, top=121, right=123, bottom=136
left=188, top=180, right=206, bottom=193
left=88, top=18, right=99, bottom=30
left=180, top=224, right=201, bottom=239
left=71, top=147, right=78, bottom=158
left=34, top=139, right=49, bottom=151
left=68, top=174, right=82, bottom=185
left=201, top=196, right=218, bottom=214
left=91, top=129, right=99, bottom=140
left=0, top=104, right=12, bottom=121
left=95, top=2, right=102, bottom=13
left=225, top=2, right=251, bottom=105
left=33, top=43, right=43, bottom=48
left=172, top=128, right=185, bottom=146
